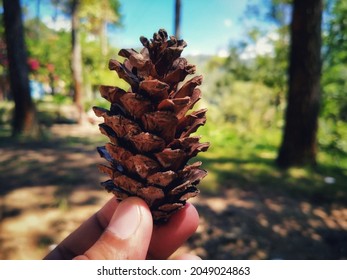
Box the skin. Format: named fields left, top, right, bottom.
left=44, top=196, right=200, bottom=260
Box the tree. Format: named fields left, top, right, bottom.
left=79, top=0, right=121, bottom=56
left=71, top=0, right=84, bottom=123
left=174, top=0, right=181, bottom=39
left=320, top=0, right=347, bottom=154
left=25, top=19, right=71, bottom=95
left=0, top=12, right=8, bottom=101
left=276, top=0, right=323, bottom=167
left=51, top=0, right=121, bottom=122
left=3, top=0, right=39, bottom=137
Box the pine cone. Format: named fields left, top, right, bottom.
left=94, top=29, right=209, bottom=223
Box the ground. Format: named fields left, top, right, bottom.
left=0, top=123, right=346, bottom=260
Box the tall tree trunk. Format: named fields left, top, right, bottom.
left=3, top=0, right=39, bottom=137
left=174, top=0, right=181, bottom=39
left=276, top=0, right=322, bottom=168
left=100, top=20, right=108, bottom=56
left=71, top=0, right=84, bottom=124
left=35, top=0, right=41, bottom=39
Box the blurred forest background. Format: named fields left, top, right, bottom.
left=0, top=0, right=346, bottom=259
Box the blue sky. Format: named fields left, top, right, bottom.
left=110, top=0, right=256, bottom=56
left=23, top=0, right=269, bottom=56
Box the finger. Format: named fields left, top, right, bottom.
left=148, top=203, right=199, bottom=259
left=44, top=196, right=120, bottom=260
left=74, top=197, right=153, bottom=260
left=171, top=253, right=201, bottom=260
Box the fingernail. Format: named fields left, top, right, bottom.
left=108, top=198, right=141, bottom=240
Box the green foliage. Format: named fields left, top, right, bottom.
left=223, top=46, right=254, bottom=81
left=0, top=101, right=13, bottom=124
left=321, top=0, right=347, bottom=154
left=81, top=35, right=128, bottom=89
left=205, top=78, right=282, bottom=136
left=79, top=0, right=121, bottom=32
left=204, top=15, right=289, bottom=138
left=198, top=120, right=347, bottom=200
left=212, top=0, right=346, bottom=161
left=25, top=19, right=71, bottom=91
left=51, top=93, right=73, bottom=105
left=0, top=12, right=6, bottom=75
left=20, top=0, right=125, bottom=102
left=254, top=27, right=288, bottom=93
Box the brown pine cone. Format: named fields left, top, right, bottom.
left=94, top=29, right=209, bottom=223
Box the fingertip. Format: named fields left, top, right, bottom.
left=171, top=253, right=201, bottom=260
left=149, top=203, right=200, bottom=259
left=166, top=203, right=200, bottom=233
left=73, top=255, right=89, bottom=260
left=182, top=203, right=199, bottom=231
left=96, top=196, right=121, bottom=225
left=82, top=197, right=153, bottom=260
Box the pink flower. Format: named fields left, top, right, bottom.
left=28, top=58, right=40, bottom=71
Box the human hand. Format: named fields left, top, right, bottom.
left=44, top=196, right=200, bottom=260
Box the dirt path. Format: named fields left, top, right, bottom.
left=1, top=124, right=347, bottom=259
left=189, top=189, right=347, bottom=259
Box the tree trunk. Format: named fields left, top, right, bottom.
left=276, top=0, right=322, bottom=168
left=3, top=0, right=39, bottom=137
left=35, top=0, right=41, bottom=39
left=174, top=0, right=181, bottom=39
left=100, top=20, right=108, bottom=56
left=71, top=0, right=84, bottom=124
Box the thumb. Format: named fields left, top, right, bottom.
left=74, top=197, right=153, bottom=260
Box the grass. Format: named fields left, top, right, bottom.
left=197, top=122, right=347, bottom=203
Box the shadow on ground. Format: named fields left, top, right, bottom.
left=0, top=124, right=347, bottom=259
